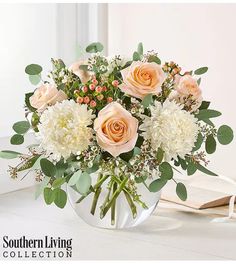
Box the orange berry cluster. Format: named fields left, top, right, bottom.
left=74, top=78, right=119, bottom=108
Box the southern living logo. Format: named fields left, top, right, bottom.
left=2, top=236, right=72, bottom=259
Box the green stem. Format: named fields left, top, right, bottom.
left=123, top=190, right=137, bottom=219
left=90, top=175, right=102, bottom=215
left=112, top=176, right=148, bottom=209
left=76, top=174, right=109, bottom=203
left=111, top=181, right=117, bottom=225
left=100, top=177, right=128, bottom=219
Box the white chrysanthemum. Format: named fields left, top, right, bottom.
left=37, top=100, right=95, bottom=161
left=140, top=99, right=199, bottom=161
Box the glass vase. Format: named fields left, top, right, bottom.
left=67, top=174, right=161, bottom=229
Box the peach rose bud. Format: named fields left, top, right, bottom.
left=29, top=84, right=67, bottom=112
left=69, top=60, right=92, bottom=84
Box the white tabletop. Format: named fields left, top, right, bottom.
left=0, top=186, right=235, bottom=261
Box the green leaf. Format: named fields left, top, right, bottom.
left=40, top=158, right=57, bottom=177
left=187, top=161, right=197, bottom=176
left=68, top=170, right=82, bottom=186
left=133, top=51, right=141, bottom=61
left=86, top=42, right=104, bottom=53
left=10, top=134, right=24, bottom=145
left=52, top=178, right=66, bottom=189
left=178, top=157, right=187, bottom=170
left=29, top=75, right=41, bottom=85
left=25, top=92, right=36, bottom=112
left=159, top=162, right=173, bottom=180
left=176, top=182, right=187, bottom=201
left=0, top=150, right=22, bottom=159
left=44, top=187, right=55, bottom=205
left=133, top=147, right=141, bottom=156
left=137, top=42, right=143, bottom=55
left=76, top=172, right=91, bottom=195
left=53, top=188, right=67, bottom=208
left=197, top=78, right=201, bottom=85
left=205, top=134, right=216, bottom=154
left=135, top=174, right=148, bottom=184
left=25, top=64, right=42, bottom=75
left=56, top=160, right=68, bottom=178
left=156, top=148, right=164, bottom=163
left=120, top=150, right=134, bottom=162
left=194, top=67, right=208, bottom=75
left=86, top=163, right=99, bottom=174
left=149, top=178, right=167, bottom=192
left=141, top=94, right=153, bottom=108
left=13, top=121, right=30, bottom=134
left=17, top=155, right=40, bottom=172
left=192, top=133, right=203, bottom=152
left=199, top=101, right=210, bottom=110
left=202, top=119, right=214, bottom=127
left=195, top=163, right=218, bottom=176
left=35, top=176, right=50, bottom=199
left=148, top=55, right=161, bottom=65
left=217, top=125, right=234, bottom=145
left=195, top=109, right=221, bottom=120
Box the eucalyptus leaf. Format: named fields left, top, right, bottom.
left=205, top=134, right=216, bottom=154
left=159, top=162, right=173, bottom=180
left=17, top=155, right=40, bottom=172
left=195, top=163, right=218, bottom=176
left=53, top=188, right=67, bottom=208
left=10, top=134, right=24, bottom=145
left=52, top=178, right=66, bottom=189
left=149, top=178, right=167, bottom=192
left=133, top=51, right=141, bottom=61
left=141, top=94, right=153, bottom=108
left=187, top=161, right=197, bottom=176
left=195, top=109, right=221, bottom=120
left=194, top=67, right=208, bottom=75
left=137, top=42, right=143, bottom=55
left=86, top=42, right=103, bottom=53
left=0, top=150, right=22, bottom=159
left=44, top=187, right=55, bottom=205
left=40, top=158, right=57, bottom=177
left=13, top=121, right=30, bottom=134
left=176, top=182, right=187, bottom=201
left=148, top=55, right=161, bottom=65
left=76, top=172, right=91, bottom=194
left=29, top=75, right=41, bottom=85
left=68, top=170, right=82, bottom=186
left=25, top=64, right=42, bottom=75
left=217, top=125, right=234, bottom=145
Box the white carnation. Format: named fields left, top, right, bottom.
left=37, top=100, right=95, bottom=161
left=140, top=99, right=199, bottom=161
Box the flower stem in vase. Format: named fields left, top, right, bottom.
left=111, top=181, right=117, bottom=225
left=123, top=190, right=137, bottom=219
left=90, top=175, right=103, bottom=215
left=100, top=177, right=128, bottom=219
left=76, top=174, right=110, bottom=203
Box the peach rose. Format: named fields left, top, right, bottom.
left=29, top=84, right=67, bottom=112
left=120, top=61, right=165, bottom=99
left=169, top=75, right=202, bottom=112
left=175, top=75, right=202, bottom=99
left=69, top=60, right=92, bottom=84
left=94, top=102, right=138, bottom=157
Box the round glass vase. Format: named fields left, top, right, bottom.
left=67, top=175, right=161, bottom=229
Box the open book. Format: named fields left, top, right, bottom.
left=161, top=174, right=236, bottom=209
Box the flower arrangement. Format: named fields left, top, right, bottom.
left=0, top=42, right=234, bottom=225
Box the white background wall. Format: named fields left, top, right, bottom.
left=108, top=3, right=236, bottom=179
